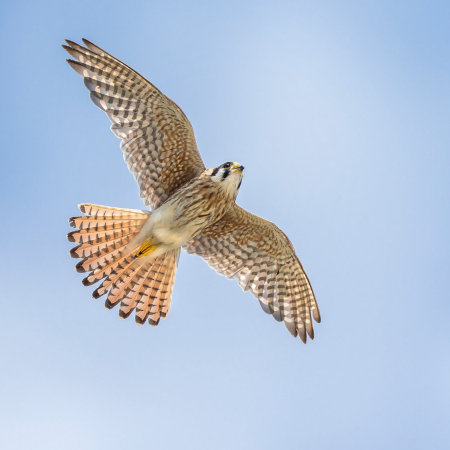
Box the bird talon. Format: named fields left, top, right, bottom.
left=136, top=238, right=160, bottom=258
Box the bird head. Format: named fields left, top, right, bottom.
left=209, top=161, right=245, bottom=196
left=207, top=161, right=245, bottom=198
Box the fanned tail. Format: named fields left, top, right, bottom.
left=68, top=203, right=180, bottom=325
left=134, top=249, right=180, bottom=325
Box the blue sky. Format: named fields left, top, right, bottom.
left=0, top=1, right=449, bottom=449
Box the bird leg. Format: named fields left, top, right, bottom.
left=136, top=237, right=160, bottom=258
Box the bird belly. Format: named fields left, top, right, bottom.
left=132, top=181, right=225, bottom=253
left=152, top=223, right=194, bottom=248
left=138, top=203, right=199, bottom=249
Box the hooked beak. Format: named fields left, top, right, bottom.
left=231, top=163, right=244, bottom=173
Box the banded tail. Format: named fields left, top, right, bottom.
left=68, top=203, right=180, bottom=325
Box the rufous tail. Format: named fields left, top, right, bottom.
left=68, top=203, right=179, bottom=325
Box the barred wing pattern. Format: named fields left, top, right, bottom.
left=63, top=39, right=205, bottom=209
left=184, top=205, right=320, bottom=342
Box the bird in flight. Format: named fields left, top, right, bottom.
left=64, top=39, right=321, bottom=342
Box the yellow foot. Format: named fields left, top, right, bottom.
left=136, top=238, right=160, bottom=258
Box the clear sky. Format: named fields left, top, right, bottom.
left=0, top=1, right=449, bottom=449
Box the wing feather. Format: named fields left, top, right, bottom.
left=184, top=205, right=320, bottom=342
left=63, top=39, right=205, bottom=208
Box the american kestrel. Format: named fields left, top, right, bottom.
left=64, top=39, right=321, bottom=342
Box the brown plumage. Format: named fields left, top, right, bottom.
left=184, top=205, right=320, bottom=340
left=65, top=39, right=320, bottom=341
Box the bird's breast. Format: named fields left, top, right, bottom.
left=148, top=183, right=229, bottom=247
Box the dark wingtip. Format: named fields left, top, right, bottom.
left=258, top=299, right=271, bottom=315
left=272, top=310, right=283, bottom=322
left=299, top=328, right=307, bottom=344
left=313, top=309, right=322, bottom=323
left=67, top=231, right=76, bottom=242
left=66, top=59, right=85, bottom=75
left=82, top=37, right=93, bottom=46
left=286, top=324, right=297, bottom=338
left=90, top=90, right=105, bottom=111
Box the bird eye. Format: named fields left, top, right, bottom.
left=223, top=162, right=231, bottom=168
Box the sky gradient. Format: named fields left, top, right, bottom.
left=1, top=1, right=449, bottom=449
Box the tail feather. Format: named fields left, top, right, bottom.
left=119, top=265, right=152, bottom=320
left=69, top=223, right=142, bottom=247
left=76, top=246, right=125, bottom=274
left=135, top=256, right=165, bottom=324
left=68, top=224, right=143, bottom=243
left=151, top=252, right=176, bottom=323
left=68, top=203, right=179, bottom=327
left=70, top=233, right=133, bottom=259
left=78, top=203, right=148, bottom=219
left=135, top=250, right=179, bottom=326
left=92, top=255, right=137, bottom=299
left=144, top=254, right=168, bottom=326
left=159, top=252, right=178, bottom=318
left=82, top=253, right=135, bottom=286
left=69, top=217, right=146, bottom=230
left=107, top=264, right=146, bottom=310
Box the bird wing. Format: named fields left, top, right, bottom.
left=184, top=204, right=320, bottom=342
left=63, top=39, right=205, bottom=209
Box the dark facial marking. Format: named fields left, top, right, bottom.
left=222, top=162, right=231, bottom=169
left=222, top=169, right=230, bottom=180
left=211, top=167, right=219, bottom=177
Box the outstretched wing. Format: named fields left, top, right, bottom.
left=63, top=39, right=205, bottom=209
left=184, top=205, right=320, bottom=342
